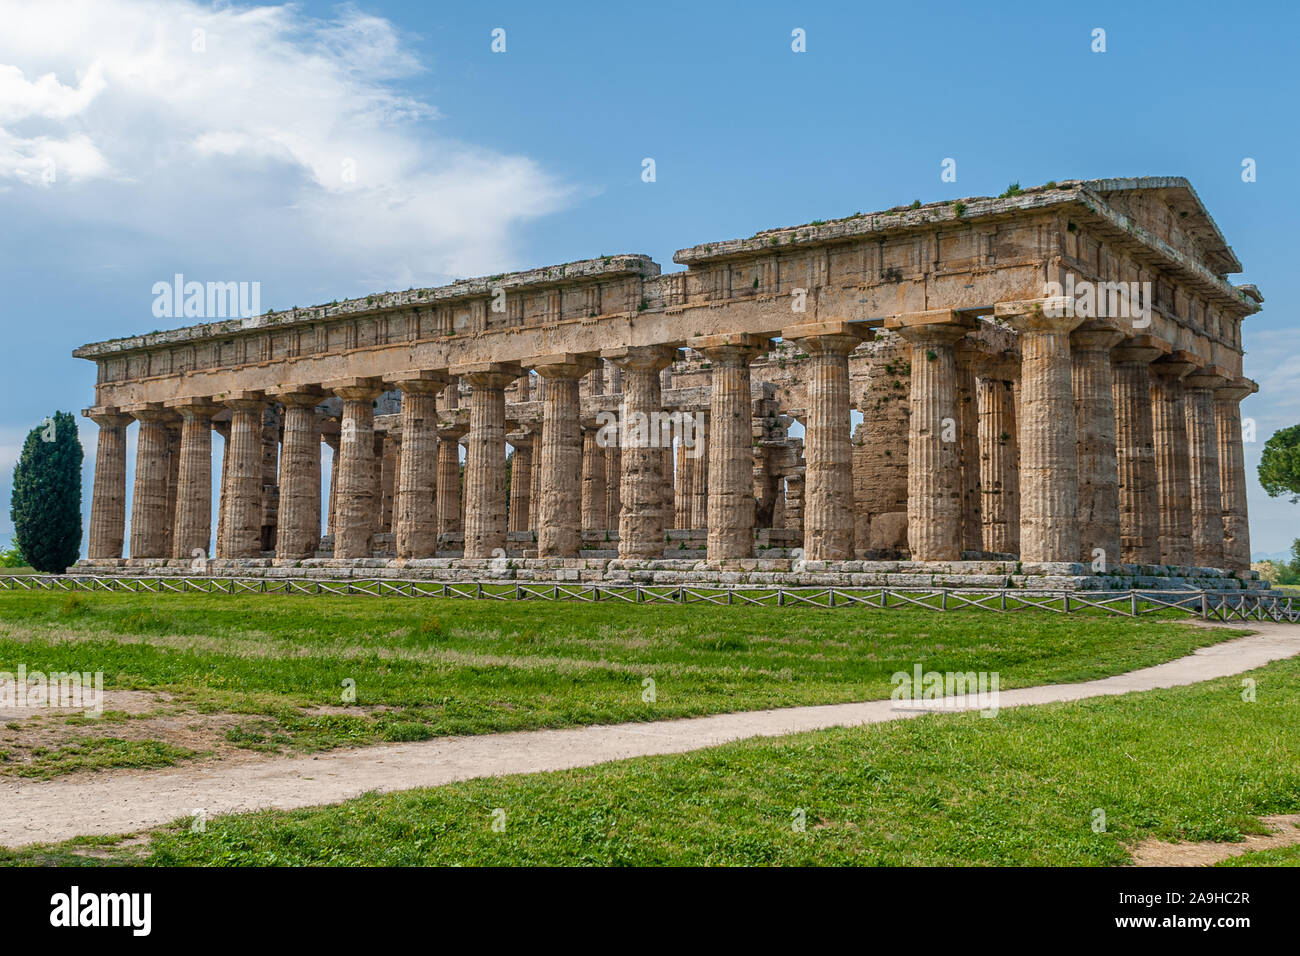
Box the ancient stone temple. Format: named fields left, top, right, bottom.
left=73, top=177, right=1267, bottom=590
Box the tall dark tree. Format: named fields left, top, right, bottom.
left=10, top=410, right=83, bottom=573
left=1259, top=424, right=1300, bottom=503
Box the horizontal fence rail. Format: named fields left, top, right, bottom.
left=0, top=575, right=1296, bottom=622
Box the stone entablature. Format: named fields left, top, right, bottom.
left=73, top=177, right=1264, bottom=582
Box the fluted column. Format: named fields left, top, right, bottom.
left=327, top=379, right=383, bottom=559
left=213, top=420, right=230, bottom=555
left=436, top=423, right=467, bottom=539
left=1071, top=325, right=1124, bottom=567
left=582, top=427, right=607, bottom=532
left=978, top=377, right=1019, bottom=556
left=271, top=390, right=323, bottom=561
left=529, top=430, right=543, bottom=533
left=168, top=401, right=218, bottom=560
left=604, top=443, right=621, bottom=531
left=690, top=335, right=767, bottom=562
left=688, top=412, right=708, bottom=529
left=125, top=406, right=172, bottom=559
left=674, top=440, right=693, bottom=529
left=507, top=430, right=533, bottom=534
left=1151, top=353, right=1196, bottom=566
left=1112, top=339, right=1165, bottom=564
left=217, top=394, right=267, bottom=559
left=1184, top=367, right=1228, bottom=568
left=85, top=408, right=133, bottom=559
left=890, top=314, right=973, bottom=561
left=608, top=345, right=677, bottom=560
left=784, top=322, right=872, bottom=560
left=322, top=428, right=340, bottom=536
left=391, top=373, right=446, bottom=559
left=161, top=424, right=181, bottom=559
left=1215, top=378, right=1256, bottom=570
left=954, top=342, right=983, bottom=555
left=528, top=356, right=596, bottom=557
left=458, top=364, right=520, bottom=558
left=998, top=302, right=1085, bottom=564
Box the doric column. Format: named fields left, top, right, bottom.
left=85, top=408, right=133, bottom=559
left=161, top=424, right=181, bottom=559
left=582, top=426, right=607, bottom=532
left=213, top=420, right=230, bottom=555
left=784, top=321, right=874, bottom=561
left=125, top=405, right=173, bottom=559
left=507, top=429, right=533, bottom=534
left=604, top=443, right=621, bottom=531
left=607, top=344, right=677, bottom=560
left=954, top=342, right=983, bottom=556
left=326, top=378, right=383, bottom=559
left=977, top=376, right=1019, bottom=556
left=996, top=300, right=1085, bottom=564
left=689, top=335, right=767, bottom=562
left=529, top=430, right=543, bottom=533
left=378, top=433, right=398, bottom=535
left=389, top=372, right=446, bottom=559
left=456, top=363, right=521, bottom=558
left=1111, top=338, right=1166, bottom=564
left=166, top=400, right=219, bottom=560
left=854, top=332, right=911, bottom=556
left=321, top=426, right=340, bottom=536
left=674, top=440, right=693, bottom=529
left=269, top=388, right=324, bottom=561
left=1150, top=352, right=1197, bottom=566
left=687, top=412, right=708, bottom=530
left=1070, top=324, right=1125, bottom=567
left=527, top=355, right=597, bottom=557
left=436, top=422, right=467, bottom=539
left=1184, top=366, right=1229, bottom=568
left=1215, top=377, right=1257, bottom=570
left=888, top=312, right=975, bottom=561
left=216, top=393, right=266, bottom=559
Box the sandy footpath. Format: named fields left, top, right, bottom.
left=2, top=624, right=1297, bottom=848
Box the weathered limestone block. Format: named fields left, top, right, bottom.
left=85, top=408, right=133, bottom=560
left=608, top=344, right=676, bottom=560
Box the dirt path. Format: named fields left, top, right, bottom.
left=1130, top=814, right=1300, bottom=866
left=2, top=624, right=1297, bottom=848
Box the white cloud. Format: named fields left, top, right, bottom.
left=0, top=0, right=573, bottom=284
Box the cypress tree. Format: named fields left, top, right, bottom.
left=10, top=410, right=84, bottom=573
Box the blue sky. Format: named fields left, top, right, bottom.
left=0, top=0, right=1296, bottom=556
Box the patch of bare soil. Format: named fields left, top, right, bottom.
left=1129, top=814, right=1300, bottom=866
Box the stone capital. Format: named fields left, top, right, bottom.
left=1214, top=376, right=1257, bottom=403
left=323, top=377, right=383, bottom=402
left=84, top=406, right=134, bottom=428
left=266, top=385, right=325, bottom=407
left=214, top=389, right=268, bottom=411
left=1184, top=364, right=1231, bottom=391
left=1111, top=334, right=1171, bottom=366
left=384, top=369, right=449, bottom=394
left=164, top=398, right=221, bottom=422
left=1151, top=350, right=1201, bottom=381
left=451, top=362, right=522, bottom=389
left=782, top=319, right=877, bottom=355
left=994, top=298, right=1085, bottom=334
left=603, top=343, right=679, bottom=372
left=1070, top=318, right=1126, bottom=352
left=527, top=352, right=602, bottom=380
left=124, top=401, right=176, bottom=424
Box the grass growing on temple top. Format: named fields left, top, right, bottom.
left=0, top=590, right=1243, bottom=770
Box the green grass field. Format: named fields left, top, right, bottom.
left=4, top=651, right=1296, bottom=867
left=0, top=591, right=1241, bottom=773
